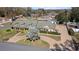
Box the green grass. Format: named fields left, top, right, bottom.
left=16, top=39, right=49, bottom=48
left=44, top=35, right=61, bottom=41
left=40, top=31, right=60, bottom=35
left=18, top=29, right=28, bottom=36
left=0, top=29, right=17, bottom=42
left=48, top=32, right=60, bottom=35
left=74, top=32, right=79, bottom=40
left=40, top=33, right=61, bottom=41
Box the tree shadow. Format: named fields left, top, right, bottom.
left=50, top=39, right=79, bottom=51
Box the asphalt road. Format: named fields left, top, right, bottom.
left=0, top=42, right=49, bottom=51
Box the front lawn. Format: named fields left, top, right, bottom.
left=18, top=29, right=28, bottom=36
left=74, top=32, right=79, bottom=40
left=16, top=39, right=49, bottom=48
left=0, top=29, right=17, bottom=42
left=40, top=33, right=61, bottom=41
left=45, top=35, right=61, bottom=41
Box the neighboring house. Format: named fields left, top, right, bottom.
left=0, top=17, right=12, bottom=24
left=76, top=23, right=79, bottom=28
left=67, top=22, right=77, bottom=28
left=72, top=28, right=79, bottom=32
left=15, top=15, right=23, bottom=18
left=67, top=22, right=79, bottom=32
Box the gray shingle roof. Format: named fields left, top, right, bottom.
left=12, top=18, right=56, bottom=29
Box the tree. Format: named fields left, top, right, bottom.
left=36, top=8, right=47, bottom=16
left=26, top=7, right=32, bottom=17
left=55, top=10, right=70, bottom=24
left=70, top=7, right=79, bottom=22
left=0, top=7, right=27, bottom=18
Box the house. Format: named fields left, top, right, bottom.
left=72, top=28, right=79, bottom=32
left=67, top=22, right=79, bottom=32
left=0, top=17, right=12, bottom=24
left=12, top=17, right=57, bottom=32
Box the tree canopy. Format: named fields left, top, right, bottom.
left=70, top=7, right=79, bottom=22
left=55, top=10, right=70, bottom=24
left=55, top=7, right=79, bottom=23
left=0, top=7, right=27, bottom=18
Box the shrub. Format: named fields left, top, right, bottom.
left=75, top=33, right=79, bottom=40
left=3, top=38, right=9, bottom=41
left=48, top=32, right=60, bottom=35
left=68, top=29, right=74, bottom=36
left=6, top=29, right=11, bottom=32
left=40, top=30, right=60, bottom=35
left=40, top=31, right=47, bottom=33
left=0, top=38, right=9, bottom=42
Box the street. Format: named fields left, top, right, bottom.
left=0, top=42, right=49, bottom=51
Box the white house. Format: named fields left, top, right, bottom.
left=72, top=28, right=79, bottom=32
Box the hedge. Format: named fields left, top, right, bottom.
left=40, top=31, right=60, bottom=35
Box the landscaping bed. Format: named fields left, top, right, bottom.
left=40, top=31, right=60, bottom=35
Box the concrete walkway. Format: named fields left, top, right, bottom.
left=55, top=25, right=72, bottom=43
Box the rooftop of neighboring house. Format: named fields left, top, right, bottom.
left=67, top=22, right=79, bottom=29
left=31, top=13, right=57, bottom=20
left=0, top=17, right=9, bottom=21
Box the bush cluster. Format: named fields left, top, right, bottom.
left=40, top=31, right=60, bottom=35
left=68, top=29, right=74, bottom=36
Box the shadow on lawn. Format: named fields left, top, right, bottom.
left=50, top=39, right=79, bottom=51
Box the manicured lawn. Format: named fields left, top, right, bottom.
left=40, top=33, right=61, bottom=41
left=18, top=29, right=28, bottom=36
left=44, top=35, right=61, bottom=41
left=16, top=39, right=49, bottom=48
left=74, top=32, right=79, bottom=40
left=0, top=29, right=17, bottom=42
left=46, top=35, right=61, bottom=41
